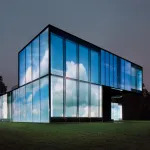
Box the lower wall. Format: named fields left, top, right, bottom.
left=51, top=117, right=103, bottom=122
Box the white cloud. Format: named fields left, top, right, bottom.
left=79, top=63, right=88, bottom=80
left=66, top=61, right=77, bottom=78
left=40, top=49, right=48, bottom=75
left=20, top=48, right=48, bottom=86
left=32, top=108, right=40, bottom=115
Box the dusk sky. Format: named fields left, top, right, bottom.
left=0, top=0, right=150, bottom=91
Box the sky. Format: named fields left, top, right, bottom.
left=0, top=0, right=150, bottom=91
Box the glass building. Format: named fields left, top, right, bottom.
left=0, top=25, right=143, bottom=123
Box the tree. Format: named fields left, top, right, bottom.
left=142, top=83, right=149, bottom=98
left=0, top=76, right=7, bottom=95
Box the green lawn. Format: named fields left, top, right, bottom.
left=0, top=121, right=150, bottom=150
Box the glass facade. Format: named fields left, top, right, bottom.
left=12, top=76, right=49, bottom=123
left=50, top=33, right=103, bottom=119
left=1, top=25, right=143, bottom=123
left=19, top=29, right=49, bottom=86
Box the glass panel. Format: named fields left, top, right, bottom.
left=131, top=66, right=136, bottom=90
left=100, top=86, right=103, bottom=117
left=16, top=90, right=20, bottom=122
left=79, top=82, right=88, bottom=117
left=26, top=44, right=32, bottom=83
left=26, top=83, right=32, bottom=122
left=125, top=61, right=131, bottom=91
left=66, top=79, right=77, bottom=117
left=91, top=50, right=99, bottom=83
left=114, top=55, right=117, bottom=88
left=51, top=33, right=63, bottom=76
left=110, top=54, right=114, bottom=87
left=40, top=29, right=49, bottom=77
left=8, top=94, right=12, bottom=120
left=40, top=76, right=49, bottom=123
left=33, top=80, right=40, bottom=122
left=1, top=94, right=8, bottom=119
left=51, top=76, right=63, bottom=117
left=32, top=37, right=40, bottom=80
left=19, top=50, right=25, bottom=86
left=12, top=90, right=17, bottom=121
left=137, top=69, right=142, bottom=91
left=101, top=50, right=105, bottom=85
left=20, top=86, right=25, bottom=122
left=66, top=40, right=77, bottom=79
left=105, top=52, right=110, bottom=86
left=91, top=85, right=99, bottom=117
left=117, top=57, right=121, bottom=88
left=120, top=59, right=125, bottom=89
left=79, top=45, right=89, bottom=81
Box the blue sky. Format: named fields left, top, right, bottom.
left=0, top=0, right=150, bottom=90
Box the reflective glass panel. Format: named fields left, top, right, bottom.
left=16, top=90, right=20, bottom=122
left=79, top=45, right=89, bottom=81
left=1, top=94, right=8, bottom=120
left=26, top=83, right=32, bottom=122
left=137, top=69, right=142, bottom=91
left=91, top=84, right=99, bottom=117
left=40, top=29, right=49, bottom=77
left=51, top=76, right=63, bottom=117
left=66, top=40, right=77, bottom=79
left=12, top=90, right=17, bottom=121
left=100, top=86, right=103, bottom=117
left=110, top=54, right=114, bottom=87
left=105, top=52, right=110, bottom=86
left=66, top=79, right=77, bottom=117
left=101, top=50, right=105, bottom=85
left=19, top=50, right=25, bottom=86
left=125, top=61, right=131, bottom=91
left=113, top=56, right=117, bottom=88
left=131, top=66, right=136, bottom=90
left=51, top=33, right=63, bottom=76
left=26, top=44, right=32, bottom=83
left=79, top=82, right=88, bottom=117
left=91, top=50, right=99, bottom=83
left=33, top=80, right=40, bottom=122
left=40, top=76, right=49, bottom=123
left=20, top=86, right=25, bottom=122
left=120, top=59, right=125, bottom=89
left=32, top=37, right=40, bottom=80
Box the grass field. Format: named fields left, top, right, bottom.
left=0, top=121, right=150, bottom=150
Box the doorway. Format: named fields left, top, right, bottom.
left=111, top=103, right=122, bottom=121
